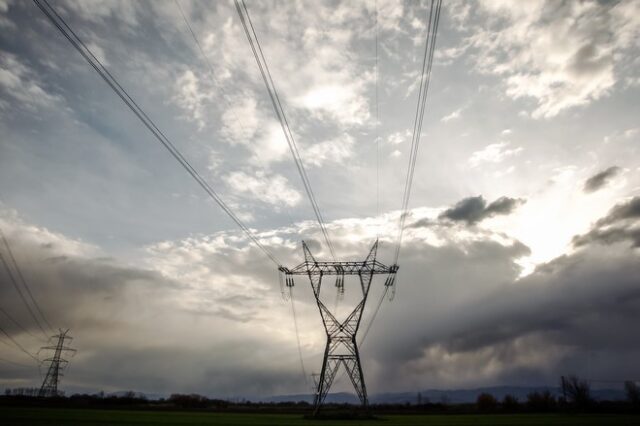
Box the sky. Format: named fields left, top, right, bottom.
left=0, top=0, right=639, bottom=398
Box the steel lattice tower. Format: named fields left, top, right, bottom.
left=279, top=240, right=398, bottom=415
left=38, top=329, right=75, bottom=398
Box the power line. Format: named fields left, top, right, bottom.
left=375, top=0, right=380, bottom=230
left=32, top=0, right=281, bottom=266
left=0, top=228, right=53, bottom=333
left=393, top=0, right=442, bottom=265
left=0, top=324, right=40, bottom=364
left=0, top=252, right=48, bottom=338
left=360, top=286, right=388, bottom=346
left=0, top=356, right=36, bottom=369
left=0, top=306, right=44, bottom=342
left=359, top=0, right=442, bottom=338
left=173, top=0, right=251, bottom=141
left=234, top=0, right=336, bottom=260
left=288, top=286, right=309, bottom=389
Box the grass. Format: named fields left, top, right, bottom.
left=2, top=407, right=640, bottom=426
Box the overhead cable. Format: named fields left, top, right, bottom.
left=0, top=356, right=37, bottom=369
left=393, top=0, right=442, bottom=265
left=234, top=0, right=336, bottom=260
left=0, top=252, right=48, bottom=338
left=1, top=228, right=53, bottom=334
left=32, top=0, right=281, bottom=266
left=289, top=286, right=310, bottom=389
left=361, top=0, right=442, bottom=338
left=0, top=324, right=40, bottom=364
left=0, top=306, right=44, bottom=342
left=173, top=0, right=252, bottom=141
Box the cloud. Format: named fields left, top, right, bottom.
left=218, top=96, right=290, bottom=166
left=63, top=0, right=139, bottom=27
left=370, top=199, right=640, bottom=390
left=0, top=211, right=303, bottom=396
left=0, top=0, right=11, bottom=13
left=300, top=135, right=355, bottom=167
left=438, top=195, right=525, bottom=225
left=172, top=70, right=214, bottom=130
left=224, top=170, right=301, bottom=208
left=441, top=107, right=463, bottom=123
left=294, top=80, right=371, bottom=126
left=0, top=52, right=62, bottom=111
left=386, top=130, right=411, bottom=145
left=200, top=0, right=379, bottom=131
left=2, top=192, right=640, bottom=395
left=573, top=196, right=640, bottom=248
left=468, top=142, right=522, bottom=167
left=583, top=166, right=621, bottom=193
left=453, top=1, right=640, bottom=118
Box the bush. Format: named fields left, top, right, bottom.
left=502, top=394, right=519, bottom=411
left=476, top=392, right=497, bottom=411
left=527, top=390, right=557, bottom=411
left=169, top=393, right=209, bottom=409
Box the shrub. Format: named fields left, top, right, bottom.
left=527, top=390, right=557, bottom=411
left=169, top=393, right=210, bottom=409
left=502, top=394, right=519, bottom=411
left=476, top=392, right=498, bottom=411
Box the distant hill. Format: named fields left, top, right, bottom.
left=261, top=385, right=627, bottom=404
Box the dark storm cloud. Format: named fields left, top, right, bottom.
left=0, top=239, right=179, bottom=337
left=436, top=195, right=525, bottom=225
left=573, top=196, right=640, bottom=247
left=368, top=199, right=640, bottom=390
left=583, top=166, right=621, bottom=193
left=0, top=217, right=307, bottom=397
left=595, top=196, right=640, bottom=225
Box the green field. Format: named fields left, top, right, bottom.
left=1, top=408, right=640, bottom=426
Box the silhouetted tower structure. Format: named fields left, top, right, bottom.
left=279, top=240, right=398, bottom=415
left=38, top=329, right=75, bottom=397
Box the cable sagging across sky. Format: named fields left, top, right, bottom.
left=234, top=0, right=336, bottom=261
left=1, top=228, right=53, bottom=335
left=32, top=0, right=281, bottom=266
left=393, top=0, right=442, bottom=265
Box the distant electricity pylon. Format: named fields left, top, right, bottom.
left=279, top=241, right=398, bottom=415
left=38, top=329, right=76, bottom=398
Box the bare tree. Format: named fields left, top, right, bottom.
left=625, top=381, right=640, bottom=405
left=561, top=375, right=591, bottom=408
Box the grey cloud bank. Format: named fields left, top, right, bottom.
left=1, top=0, right=639, bottom=399
left=584, top=166, right=621, bottom=193
left=2, top=196, right=639, bottom=395
left=437, top=195, right=525, bottom=225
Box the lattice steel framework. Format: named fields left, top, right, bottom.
left=279, top=241, right=398, bottom=414
left=38, top=329, right=75, bottom=398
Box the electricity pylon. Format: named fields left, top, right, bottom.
left=38, top=329, right=75, bottom=397
left=279, top=240, right=398, bottom=415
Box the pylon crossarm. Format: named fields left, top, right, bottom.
left=39, top=346, right=75, bottom=352
left=289, top=261, right=396, bottom=275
